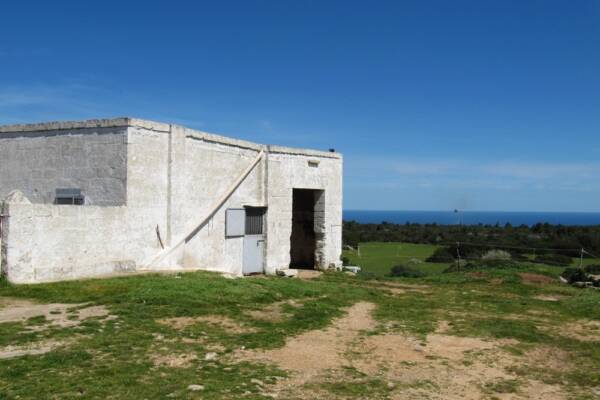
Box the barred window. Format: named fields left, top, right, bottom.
left=245, top=207, right=265, bottom=235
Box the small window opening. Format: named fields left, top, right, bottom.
left=245, top=207, right=265, bottom=235
left=55, top=188, right=85, bottom=205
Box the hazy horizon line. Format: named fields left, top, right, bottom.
left=344, top=209, right=600, bottom=214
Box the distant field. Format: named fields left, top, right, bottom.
left=342, top=242, right=450, bottom=276
left=343, top=242, right=599, bottom=277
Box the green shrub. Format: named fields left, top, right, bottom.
left=561, top=267, right=590, bottom=284
left=584, top=264, right=600, bottom=274
left=510, top=251, right=529, bottom=261
left=444, top=259, right=518, bottom=273
left=426, top=248, right=455, bottom=263
left=533, top=253, right=573, bottom=266
left=388, top=264, right=425, bottom=278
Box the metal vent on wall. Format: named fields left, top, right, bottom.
left=55, top=188, right=85, bottom=205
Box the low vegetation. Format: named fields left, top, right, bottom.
left=0, top=248, right=599, bottom=399
left=534, top=253, right=575, bottom=267
left=343, top=220, right=600, bottom=257
left=388, top=264, right=425, bottom=278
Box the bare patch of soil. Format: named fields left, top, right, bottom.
left=354, top=333, right=566, bottom=400
left=0, top=339, right=72, bottom=359
left=427, top=334, right=513, bottom=360
left=0, top=298, right=113, bottom=330
left=0, top=297, right=34, bottom=309
left=239, top=302, right=376, bottom=377
left=524, top=346, right=572, bottom=370
left=352, top=332, right=514, bottom=376
left=514, top=380, right=567, bottom=400
left=349, top=331, right=524, bottom=400
left=525, top=309, right=557, bottom=319
left=519, top=273, right=556, bottom=285
left=374, top=282, right=431, bottom=295
left=227, top=302, right=573, bottom=399
left=435, top=320, right=452, bottom=333
left=384, top=287, right=408, bottom=295
left=151, top=352, right=198, bottom=368
left=533, top=294, right=565, bottom=302
left=296, top=270, right=322, bottom=280
left=244, top=300, right=302, bottom=322
left=559, top=320, right=600, bottom=342
left=151, top=333, right=226, bottom=353
left=158, top=315, right=256, bottom=333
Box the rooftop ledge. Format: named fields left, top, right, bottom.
left=0, top=117, right=341, bottom=159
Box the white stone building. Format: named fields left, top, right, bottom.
left=0, top=118, right=343, bottom=284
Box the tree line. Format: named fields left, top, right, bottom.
left=343, top=220, right=600, bottom=257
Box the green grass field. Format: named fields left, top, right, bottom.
left=0, top=250, right=599, bottom=399
left=343, top=242, right=599, bottom=277
left=342, top=242, right=449, bottom=276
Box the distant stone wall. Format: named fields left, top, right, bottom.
left=0, top=127, right=127, bottom=206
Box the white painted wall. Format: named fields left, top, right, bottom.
left=265, top=151, right=343, bottom=274
left=2, top=203, right=141, bottom=283
left=0, top=118, right=343, bottom=283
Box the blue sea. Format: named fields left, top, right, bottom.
left=343, top=210, right=600, bottom=226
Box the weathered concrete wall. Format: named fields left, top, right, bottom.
left=178, top=137, right=263, bottom=275
left=0, top=122, right=169, bottom=283
left=1, top=202, right=162, bottom=283
left=123, top=123, right=265, bottom=275
left=145, top=125, right=265, bottom=274
left=0, top=126, right=127, bottom=206
left=265, top=150, right=343, bottom=274
left=0, top=203, right=8, bottom=278
left=0, top=118, right=343, bottom=283
left=136, top=123, right=343, bottom=276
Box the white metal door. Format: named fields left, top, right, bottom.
left=242, top=207, right=266, bottom=275
left=243, top=235, right=264, bottom=274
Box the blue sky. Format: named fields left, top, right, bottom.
left=1, top=1, right=599, bottom=212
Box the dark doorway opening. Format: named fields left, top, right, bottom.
left=290, top=189, right=325, bottom=269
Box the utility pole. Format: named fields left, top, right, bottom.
left=456, top=242, right=461, bottom=271
left=580, top=248, right=584, bottom=268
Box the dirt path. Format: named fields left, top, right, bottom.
left=238, top=302, right=376, bottom=396
left=235, top=303, right=571, bottom=399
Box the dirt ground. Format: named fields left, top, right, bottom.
left=233, top=302, right=573, bottom=399
left=519, top=273, right=556, bottom=285
left=243, top=299, right=303, bottom=322
left=158, top=315, right=257, bottom=333
left=1, top=294, right=596, bottom=399
left=0, top=298, right=113, bottom=359
left=0, top=298, right=110, bottom=327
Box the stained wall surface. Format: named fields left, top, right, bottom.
left=0, top=118, right=343, bottom=283
left=0, top=126, right=127, bottom=205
